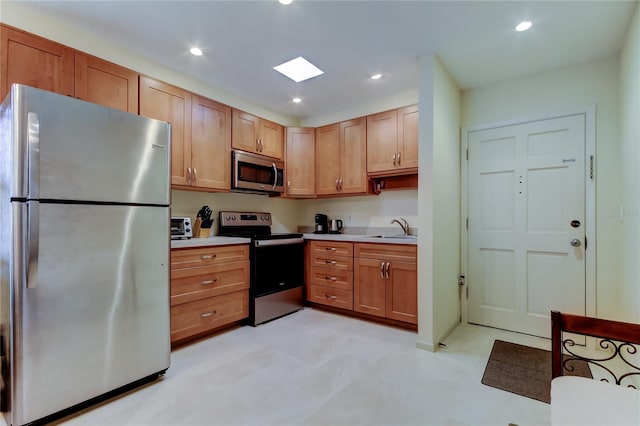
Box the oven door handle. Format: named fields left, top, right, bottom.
left=254, top=237, right=304, bottom=247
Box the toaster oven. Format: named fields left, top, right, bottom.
left=171, top=217, right=192, bottom=239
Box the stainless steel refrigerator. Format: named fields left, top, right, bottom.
left=0, top=85, right=171, bottom=425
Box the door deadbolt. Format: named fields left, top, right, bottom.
left=570, top=239, right=581, bottom=247
left=571, top=220, right=581, bottom=228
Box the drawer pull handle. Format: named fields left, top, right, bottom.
left=380, top=262, right=385, bottom=279
left=385, top=262, right=391, bottom=280
left=200, top=311, right=217, bottom=318
left=325, top=294, right=337, bottom=300
left=325, top=260, right=337, bottom=265
left=325, top=247, right=337, bottom=252
left=200, top=278, right=218, bottom=285
left=325, top=276, right=337, bottom=281
left=200, top=254, right=217, bottom=260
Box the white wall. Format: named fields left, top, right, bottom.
left=432, top=58, right=462, bottom=345
left=618, top=3, right=640, bottom=323
left=297, top=190, right=418, bottom=231
left=462, top=56, right=622, bottom=320
left=416, top=54, right=461, bottom=352
left=171, top=190, right=300, bottom=235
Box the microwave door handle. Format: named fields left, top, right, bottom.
left=272, top=163, right=278, bottom=190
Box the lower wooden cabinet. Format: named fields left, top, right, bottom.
left=170, top=290, right=248, bottom=343
left=306, top=241, right=354, bottom=309
left=170, top=244, right=250, bottom=344
left=354, top=243, right=418, bottom=324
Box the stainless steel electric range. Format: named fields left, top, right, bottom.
left=218, top=211, right=304, bottom=325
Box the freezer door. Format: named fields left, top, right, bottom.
left=12, top=84, right=170, bottom=205
left=13, top=203, right=170, bottom=425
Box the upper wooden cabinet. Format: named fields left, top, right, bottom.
left=367, top=105, right=419, bottom=176
left=315, top=117, right=367, bottom=196
left=0, top=24, right=74, bottom=100
left=285, top=127, right=315, bottom=197
left=190, top=95, right=232, bottom=191
left=139, top=76, right=193, bottom=187
left=140, top=77, right=231, bottom=191
left=75, top=52, right=138, bottom=113
left=232, top=109, right=284, bottom=159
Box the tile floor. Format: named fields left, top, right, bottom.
left=52, top=308, right=553, bottom=425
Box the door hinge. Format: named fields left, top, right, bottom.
left=466, top=217, right=469, bottom=230
left=590, top=155, right=594, bottom=180
left=466, top=286, right=469, bottom=299
left=466, top=149, right=469, bottom=161
left=459, top=275, right=466, bottom=286
left=585, top=236, right=588, bottom=250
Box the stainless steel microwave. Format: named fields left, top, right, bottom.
left=232, top=150, right=284, bottom=194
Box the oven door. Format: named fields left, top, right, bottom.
left=232, top=150, right=284, bottom=194
left=252, top=239, right=304, bottom=297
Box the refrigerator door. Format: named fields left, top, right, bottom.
left=13, top=202, right=170, bottom=425
left=11, top=84, right=170, bottom=205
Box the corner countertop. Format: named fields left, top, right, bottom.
left=302, top=233, right=418, bottom=245
left=170, top=233, right=418, bottom=249
left=171, top=236, right=251, bottom=249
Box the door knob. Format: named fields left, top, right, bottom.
left=570, top=239, right=581, bottom=247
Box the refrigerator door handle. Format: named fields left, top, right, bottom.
left=26, top=201, right=39, bottom=289
left=27, top=112, right=40, bottom=199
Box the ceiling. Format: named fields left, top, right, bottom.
left=18, top=0, right=637, bottom=120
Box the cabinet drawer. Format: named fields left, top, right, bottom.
left=354, top=243, right=417, bottom=262
left=171, top=260, right=249, bottom=305
left=308, top=285, right=353, bottom=310
left=309, top=266, right=353, bottom=290
left=309, top=240, right=353, bottom=257
left=170, top=290, right=248, bottom=342
left=310, top=253, right=353, bottom=271
left=171, top=245, right=249, bottom=270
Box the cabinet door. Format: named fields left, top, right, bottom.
left=315, top=123, right=341, bottom=195
left=386, top=261, right=418, bottom=324
left=75, top=52, right=138, bottom=113
left=354, top=257, right=386, bottom=318
left=259, top=118, right=284, bottom=159
left=285, top=127, right=315, bottom=197
left=340, top=117, right=367, bottom=194
left=232, top=109, right=260, bottom=154
left=367, top=109, right=398, bottom=174
left=1, top=25, right=74, bottom=100
left=397, top=105, right=419, bottom=171
left=139, top=76, right=192, bottom=186
left=191, top=95, right=231, bottom=190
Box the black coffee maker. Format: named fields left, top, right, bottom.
left=314, top=214, right=328, bottom=234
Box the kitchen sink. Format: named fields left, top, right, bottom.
left=365, top=235, right=418, bottom=240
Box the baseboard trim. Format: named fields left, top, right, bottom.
left=416, top=339, right=436, bottom=352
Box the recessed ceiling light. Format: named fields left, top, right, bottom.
left=278, top=0, right=293, bottom=4
left=292, top=97, right=302, bottom=103
left=190, top=47, right=203, bottom=56
left=370, top=73, right=382, bottom=80
left=516, top=21, right=532, bottom=32
left=273, top=56, right=324, bottom=83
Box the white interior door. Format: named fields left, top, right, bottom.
left=467, top=114, right=586, bottom=338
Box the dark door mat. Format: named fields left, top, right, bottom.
left=481, top=339, right=592, bottom=403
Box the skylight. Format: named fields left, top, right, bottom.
left=273, top=56, right=324, bottom=83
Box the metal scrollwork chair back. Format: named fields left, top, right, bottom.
left=551, top=310, right=640, bottom=388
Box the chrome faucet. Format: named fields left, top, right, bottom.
left=391, top=218, right=410, bottom=235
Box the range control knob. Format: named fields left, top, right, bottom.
left=225, top=215, right=231, bottom=220
left=232, top=215, right=236, bottom=220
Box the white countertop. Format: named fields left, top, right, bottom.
left=171, top=236, right=251, bottom=249
left=302, top=233, right=418, bottom=245
left=170, top=234, right=418, bottom=249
